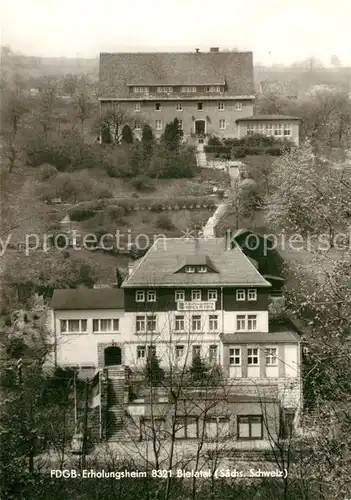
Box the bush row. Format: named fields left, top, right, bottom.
left=205, top=145, right=290, bottom=158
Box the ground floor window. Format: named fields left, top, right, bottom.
left=237, top=415, right=263, bottom=440
left=141, top=417, right=166, bottom=440
left=60, top=319, right=87, bottom=333
left=205, top=417, right=230, bottom=439
left=279, top=409, right=295, bottom=439
left=175, top=416, right=199, bottom=439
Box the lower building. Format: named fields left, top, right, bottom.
left=236, top=114, right=301, bottom=145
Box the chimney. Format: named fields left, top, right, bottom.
left=195, top=48, right=200, bottom=53
left=210, top=47, right=219, bottom=52
left=128, top=262, right=134, bottom=276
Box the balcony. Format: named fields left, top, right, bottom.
left=177, top=301, right=216, bottom=311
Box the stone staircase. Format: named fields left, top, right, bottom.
left=195, top=142, right=207, bottom=167
left=106, top=366, right=126, bottom=441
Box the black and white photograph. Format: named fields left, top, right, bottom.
left=0, top=1, right=350, bottom=499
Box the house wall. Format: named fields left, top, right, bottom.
left=101, top=99, right=254, bottom=139
left=237, top=120, right=300, bottom=145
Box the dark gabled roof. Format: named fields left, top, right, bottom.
left=236, top=114, right=301, bottom=122
left=50, top=288, right=124, bottom=310
left=99, top=51, right=254, bottom=98
left=220, top=322, right=301, bottom=343
left=122, top=238, right=271, bottom=288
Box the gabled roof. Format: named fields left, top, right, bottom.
left=50, top=288, right=124, bottom=310
left=122, top=238, right=271, bottom=288
left=99, top=51, right=254, bottom=98
left=220, top=331, right=300, bottom=344
left=236, top=114, right=301, bottom=122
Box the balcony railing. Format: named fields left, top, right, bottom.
left=177, top=301, right=216, bottom=311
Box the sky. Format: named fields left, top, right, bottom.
left=1, top=0, right=351, bottom=65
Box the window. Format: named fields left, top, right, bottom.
left=155, top=102, right=161, bottom=111
left=137, top=345, right=146, bottom=359
left=279, top=410, right=295, bottom=439
left=209, top=345, right=218, bottom=362
left=192, top=315, right=202, bottom=331
left=247, top=124, right=255, bottom=135
left=181, top=86, right=196, bottom=92
left=136, top=290, right=145, bottom=302
left=205, top=417, right=230, bottom=439
left=147, top=290, right=156, bottom=302
left=60, top=319, right=87, bottom=334
left=236, top=289, right=245, bottom=301
left=175, top=416, right=199, bottom=439
left=247, top=315, right=257, bottom=331
left=237, top=415, right=263, bottom=440
left=207, top=289, right=217, bottom=301
left=148, top=345, right=156, bottom=358
left=175, top=315, right=185, bottom=331
left=284, top=123, right=292, bottom=136
left=192, top=345, right=201, bottom=359
left=142, top=417, right=165, bottom=440
left=235, top=102, right=243, bottom=111
left=257, top=124, right=265, bottom=134
left=197, top=102, right=203, bottom=110
left=236, top=315, right=246, bottom=331
left=175, top=345, right=184, bottom=359
left=191, top=290, right=201, bottom=301
left=274, top=123, right=283, bottom=136
left=248, top=289, right=257, bottom=301
left=93, top=318, right=119, bottom=333
left=198, top=266, right=207, bottom=273
left=176, top=103, right=183, bottom=111
left=136, top=315, right=146, bottom=332
left=207, top=86, right=221, bottom=93
left=209, top=315, right=218, bottom=331
left=175, top=290, right=185, bottom=301
left=219, top=119, right=226, bottom=130
left=247, top=348, right=259, bottom=365
left=265, top=347, right=277, bottom=365
left=157, top=86, right=173, bottom=93
left=218, top=102, right=224, bottom=111
left=134, top=103, right=141, bottom=112
left=133, top=87, right=147, bottom=93
left=135, top=122, right=141, bottom=130
left=266, top=123, right=274, bottom=136
left=155, top=120, right=162, bottom=130
left=178, top=119, right=183, bottom=130
left=185, top=266, right=195, bottom=273
left=147, top=315, right=157, bottom=331
left=229, top=348, right=241, bottom=365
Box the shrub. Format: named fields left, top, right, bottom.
left=156, top=214, right=174, bottom=230
left=38, top=163, right=58, bottom=181
left=266, top=147, right=283, bottom=156
left=233, top=147, right=247, bottom=158
left=121, top=124, right=133, bottom=144
left=69, top=208, right=96, bottom=221
left=130, top=175, right=155, bottom=192
left=207, top=134, right=222, bottom=146
left=145, top=352, right=165, bottom=386
left=204, top=145, right=231, bottom=155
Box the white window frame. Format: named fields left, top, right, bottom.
left=191, top=315, right=202, bottom=332
left=176, top=103, right=183, bottom=111
left=146, top=315, right=157, bottom=332
left=209, top=314, right=218, bottom=331
left=247, top=124, right=255, bottom=135
left=181, top=86, right=196, bottom=92
left=198, top=266, right=207, bottom=273
left=192, top=345, right=201, bottom=359
left=178, top=119, right=183, bottom=130
left=266, top=123, right=274, bottom=136
left=147, top=290, right=156, bottom=302
left=229, top=347, right=241, bottom=365
left=236, top=289, right=246, bottom=301
left=93, top=318, right=119, bottom=333
left=175, top=345, right=184, bottom=359
left=274, top=123, right=283, bottom=136
left=137, top=345, right=146, bottom=359
left=191, top=289, right=201, bottom=301
left=175, top=315, right=185, bottom=332
left=185, top=266, right=195, bottom=273
left=207, top=289, right=218, bottom=301
left=60, top=319, right=87, bottom=334
left=157, top=86, right=173, bottom=93
left=247, top=314, right=257, bottom=331
left=247, top=347, right=259, bottom=365
left=136, top=315, right=146, bottom=333
left=175, top=290, right=185, bottom=301
left=134, top=103, right=141, bottom=112
left=237, top=415, right=263, bottom=440
left=209, top=345, right=218, bottom=362
left=283, top=123, right=292, bottom=136
left=155, top=102, right=162, bottom=111
left=235, top=102, right=243, bottom=111
left=155, top=120, right=162, bottom=131
left=236, top=315, right=246, bottom=331
left=257, top=124, right=265, bottom=134
left=136, top=290, right=145, bottom=302
left=265, top=347, right=278, bottom=366
left=247, top=289, right=257, bottom=301
left=219, top=119, right=226, bottom=130
left=218, top=102, right=225, bottom=111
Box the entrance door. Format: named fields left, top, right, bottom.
left=195, top=120, right=206, bottom=136
left=104, top=346, right=122, bottom=366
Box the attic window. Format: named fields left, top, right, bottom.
left=185, top=266, right=195, bottom=273
left=198, top=266, right=207, bottom=273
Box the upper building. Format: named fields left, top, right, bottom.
left=98, top=48, right=255, bottom=139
